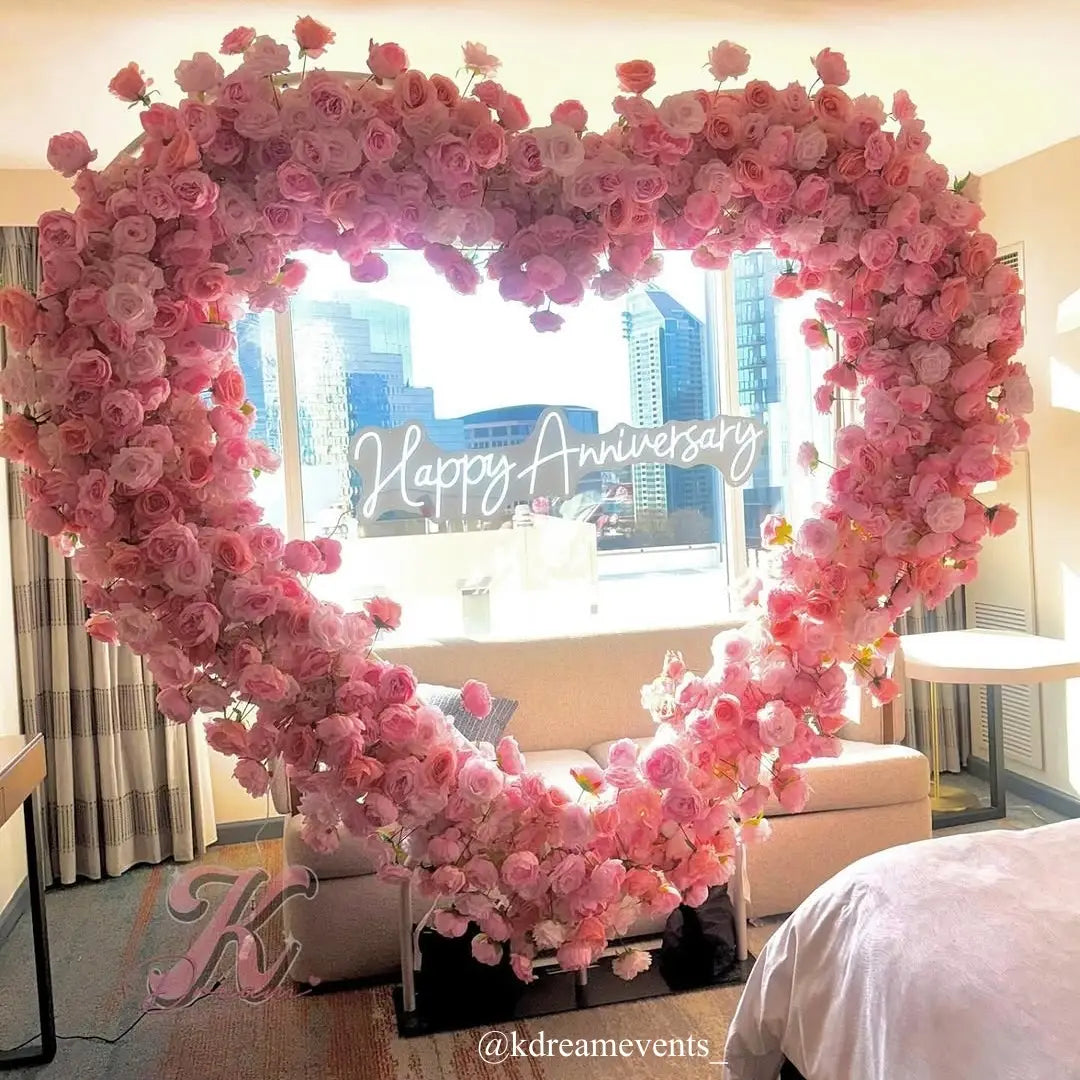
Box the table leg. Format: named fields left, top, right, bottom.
left=930, top=682, right=1008, bottom=829
left=731, top=841, right=748, bottom=964
left=399, top=882, right=416, bottom=1016
left=0, top=797, right=56, bottom=1068
left=986, top=683, right=1007, bottom=820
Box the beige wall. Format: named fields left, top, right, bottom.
left=980, top=137, right=1080, bottom=798
left=0, top=169, right=74, bottom=225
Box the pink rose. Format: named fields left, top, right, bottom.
left=378, top=703, right=418, bottom=746
left=174, top=52, right=223, bottom=94
left=368, top=39, right=408, bottom=79
left=106, top=283, right=156, bottom=330
left=551, top=100, right=587, bottom=131
left=175, top=602, right=222, bottom=648
left=662, top=783, right=705, bottom=824
left=282, top=539, right=323, bottom=574
left=221, top=26, right=255, bottom=54
left=613, top=949, right=652, bottom=981
left=109, top=62, right=151, bottom=104
left=460, top=678, right=494, bottom=721
left=86, top=612, right=120, bottom=645
left=530, top=310, right=564, bottom=333
left=812, top=48, right=850, bottom=86
left=498, top=93, right=530, bottom=132
left=495, top=736, right=524, bottom=774
left=708, top=40, right=751, bottom=83
left=379, top=665, right=417, bottom=705
left=458, top=757, right=503, bottom=803
left=462, top=41, right=500, bottom=76
left=501, top=851, right=541, bottom=895
left=363, top=596, right=401, bottom=631
left=294, top=15, right=334, bottom=57
left=471, top=933, right=503, bottom=966
left=157, top=688, right=194, bottom=723
left=797, top=516, right=839, bottom=558
left=925, top=493, right=966, bottom=534
left=244, top=36, right=290, bottom=77
left=988, top=504, right=1018, bottom=537
left=237, top=663, right=291, bottom=703
left=858, top=228, right=899, bottom=272
left=615, top=59, right=656, bottom=94
left=111, top=215, right=156, bottom=254
left=550, top=854, right=587, bottom=896
left=657, top=92, right=706, bottom=137
left=758, top=701, right=797, bottom=747
left=774, top=767, right=810, bottom=813
left=109, top=447, right=163, bottom=492
left=46, top=132, right=97, bottom=177
left=642, top=744, right=687, bottom=788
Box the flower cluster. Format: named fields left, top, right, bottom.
left=0, top=17, right=1029, bottom=980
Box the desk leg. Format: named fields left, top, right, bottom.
left=986, top=683, right=1007, bottom=820
left=0, top=797, right=56, bottom=1068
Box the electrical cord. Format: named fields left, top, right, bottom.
left=0, top=977, right=225, bottom=1055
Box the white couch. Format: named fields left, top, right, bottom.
left=275, top=623, right=930, bottom=983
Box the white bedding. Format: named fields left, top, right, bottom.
left=724, top=820, right=1080, bottom=1080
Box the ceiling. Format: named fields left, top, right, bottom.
left=3, top=0, right=1078, bottom=176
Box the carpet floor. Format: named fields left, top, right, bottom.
left=0, top=840, right=777, bottom=1080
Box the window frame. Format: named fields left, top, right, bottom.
left=257, top=251, right=831, bottom=617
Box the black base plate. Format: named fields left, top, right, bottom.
left=394, top=953, right=756, bottom=1037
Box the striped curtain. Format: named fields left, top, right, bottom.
left=2, top=225, right=217, bottom=885
left=897, top=589, right=971, bottom=773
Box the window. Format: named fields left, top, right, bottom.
left=241, top=248, right=833, bottom=642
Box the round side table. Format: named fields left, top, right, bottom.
left=897, top=629, right=1080, bottom=827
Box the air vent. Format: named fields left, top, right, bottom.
left=971, top=601, right=1043, bottom=769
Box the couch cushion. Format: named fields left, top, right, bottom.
left=765, top=740, right=928, bottom=816
left=589, top=737, right=927, bottom=817
left=283, top=812, right=378, bottom=881
left=521, top=748, right=604, bottom=800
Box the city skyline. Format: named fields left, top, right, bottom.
left=236, top=247, right=828, bottom=550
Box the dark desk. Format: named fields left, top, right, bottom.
left=0, top=734, right=55, bottom=1067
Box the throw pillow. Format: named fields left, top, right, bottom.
left=418, top=683, right=518, bottom=745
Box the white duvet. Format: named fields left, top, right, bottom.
left=724, top=820, right=1080, bottom=1080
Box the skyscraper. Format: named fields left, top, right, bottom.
left=236, top=312, right=281, bottom=455
left=732, top=249, right=784, bottom=546
left=622, top=288, right=719, bottom=543
left=460, top=404, right=599, bottom=450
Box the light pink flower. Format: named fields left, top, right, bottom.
left=708, top=41, right=750, bottom=83
left=174, top=52, right=223, bottom=94
left=925, top=493, right=966, bottom=534
left=461, top=679, right=492, bottom=718
left=615, top=59, right=656, bottom=95
left=46, top=132, right=97, bottom=177
left=109, top=62, right=152, bottom=104
left=221, top=27, right=255, bottom=54
left=294, top=16, right=334, bottom=58
left=812, top=48, right=850, bottom=86
left=368, top=39, right=408, bottom=79
left=462, top=42, right=500, bottom=76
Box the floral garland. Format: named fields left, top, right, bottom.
left=0, top=17, right=1029, bottom=981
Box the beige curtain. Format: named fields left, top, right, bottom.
left=2, top=225, right=217, bottom=885
left=897, top=589, right=971, bottom=773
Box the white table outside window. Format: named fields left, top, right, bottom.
left=897, top=629, right=1080, bottom=828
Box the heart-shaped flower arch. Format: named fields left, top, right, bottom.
left=0, top=18, right=1030, bottom=980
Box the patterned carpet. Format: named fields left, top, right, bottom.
left=0, top=840, right=776, bottom=1079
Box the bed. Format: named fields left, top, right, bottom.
left=724, top=820, right=1080, bottom=1080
